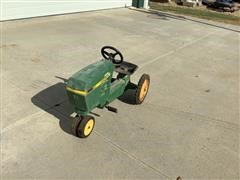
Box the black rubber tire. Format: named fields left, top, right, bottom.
left=71, top=116, right=81, bottom=136
left=135, top=74, right=150, bottom=104
left=76, top=116, right=95, bottom=138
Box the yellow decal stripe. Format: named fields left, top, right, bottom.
left=66, top=73, right=110, bottom=96
left=66, top=86, right=87, bottom=96
left=92, top=75, right=108, bottom=90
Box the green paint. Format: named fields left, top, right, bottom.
left=66, top=59, right=131, bottom=116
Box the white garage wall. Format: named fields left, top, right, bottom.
left=1, top=0, right=132, bottom=21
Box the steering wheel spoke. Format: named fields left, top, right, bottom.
left=103, top=51, right=109, bottom=57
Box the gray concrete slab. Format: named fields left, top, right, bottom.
left=1, top=8, right=239, bottom=179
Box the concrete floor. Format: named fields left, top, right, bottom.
left=1, top=8, right=239, bottom=179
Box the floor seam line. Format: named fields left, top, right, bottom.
left=1, top=98, right=68, bottom=134
left=139, top=29, right=218, bottom=68
left=12, top=107, right=172, bottom=179
left=94, top=130, right=172, bottom=179
left=149, top=103, right=239, bottom=127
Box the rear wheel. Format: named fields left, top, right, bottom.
left=77, top=116, right=95, bottom=138
left=135, top=74, right=150, bottom=104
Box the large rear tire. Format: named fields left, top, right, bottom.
left=135, top=74, right=150, bottom=104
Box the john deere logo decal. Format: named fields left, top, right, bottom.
left=105, top=72, right=110, bottom=78
left=66, top=72, right=111, bottom=96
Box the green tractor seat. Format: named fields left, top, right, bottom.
left=115, top=61, right=138, bottom=75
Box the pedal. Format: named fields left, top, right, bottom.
left=105, top=106, right=118, bottom=113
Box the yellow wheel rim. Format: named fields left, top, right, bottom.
left=84, top=119, right=94, bottom=136
left=140, top=80, right=149, bottom=101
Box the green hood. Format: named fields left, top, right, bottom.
left=67, top=60, right=114, bottom=91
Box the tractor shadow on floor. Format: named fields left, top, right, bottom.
left=31, top=82, right=77, bottom=136
left=31, top=81, right=138, bottom=137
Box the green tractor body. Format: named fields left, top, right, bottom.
left=66, top=60, right=129, bottom=116
left=65, top=46, right=150, bottom=138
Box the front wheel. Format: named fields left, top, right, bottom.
left=71, top=116, right=81, bottom=136
left=135, top=74, right=150, bottom=104
left=76, top=116, right=95, bottom=138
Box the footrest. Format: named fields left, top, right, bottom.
left=105, top=106, right=118, bottom=113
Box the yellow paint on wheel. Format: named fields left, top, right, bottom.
left=140, top=80, right=149, bottom=101
left=84, top=119, right=94, bottom=136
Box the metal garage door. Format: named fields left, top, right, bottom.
left=1, top=0, right=132, bottom=21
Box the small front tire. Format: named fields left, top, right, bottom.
left=77, top=116, right=95, bottom=138
left=71, top=116, right=81, bottom=136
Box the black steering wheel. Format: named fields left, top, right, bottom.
left=101, top=46, right=123, bottom=64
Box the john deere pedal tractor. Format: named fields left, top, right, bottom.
left=66, top=46, right=150, bottom=138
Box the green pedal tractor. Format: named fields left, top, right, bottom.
left=66, top=46, right=150, bottom=138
